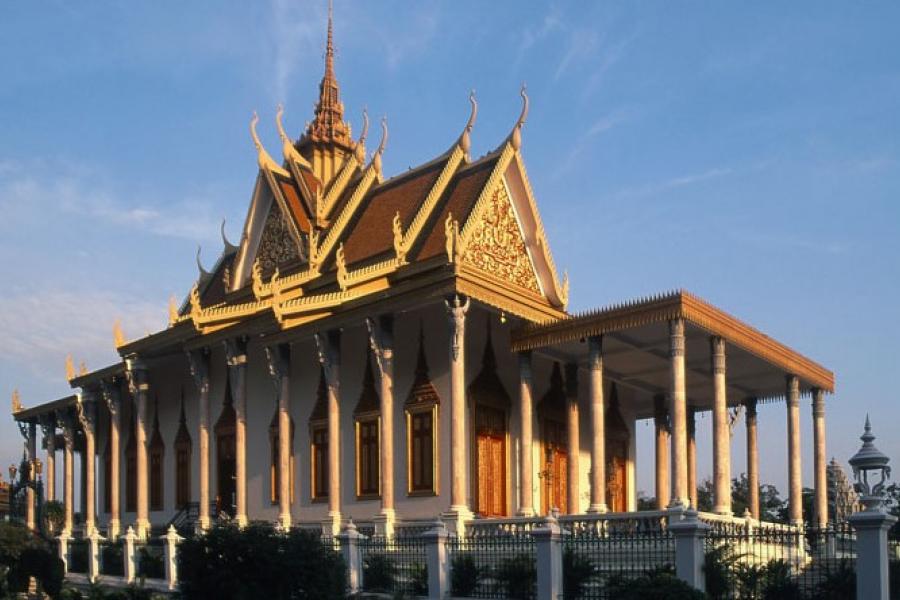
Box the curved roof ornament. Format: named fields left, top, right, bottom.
left=354, top=108, right=369, bottom=163
left=221, top=219, right=239, bottom=254
left=250, top=111, right=281, bottom=172
left=508, top=83, right=529, bottom=151
left=371, top=116, right=388, bottom=175
left=196, top=246, right=212, bottom=283
left=458, top=90, right=478, bottom=156
left=275, top=104, right=312, bottom=169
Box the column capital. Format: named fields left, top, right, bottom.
left=654, top=395, right=670, bottom=432
left=100, top=377, right=123, bottom=418
left=38, top=415, right=55, bottom=441
left=785, top=374, right=800, bottom=406
left=125, top=356, right=149, bottom=396
left=187, top=348, right=211, bottom=393
left=669, top=318, right=685, bottom=357
left=265, top=343, right=291, bottom=393
left=315, top=330, right=341, bottom=385
left=812, top=388, right=826, bottom=416
left=444, top=294, right=470, bottom=361
left=57, top=410, right=77, bottom=449
left=76, top=392, right=99, bottom=435
left=224, top=337, right=249, bottom=367
left=564, top=362, right=579, bottom=400
left=710, top=336, right=726, bottom=374
left=588, top=336, right=603, bottom=370
left=744, top=397, right=758, bottom=417
left=366, top=315, right=394, bottom=373
left=518, top=350, right=533, bottom=380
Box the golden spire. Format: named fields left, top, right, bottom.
left=65, top=355, right=76, bottom=382
left=299, top=0, right=353, bottom=152
left=113, top=319, right=126, bottom=349
left=11, top=389, right=22, bottom=414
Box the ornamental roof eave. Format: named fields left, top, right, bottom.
left=510, top=289, right=834, bottom=394
left=68, top=362, right=126, bottom=389
left=13, top=395, right=77, bottom=423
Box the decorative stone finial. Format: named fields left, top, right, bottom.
left=849, top=415, right=892, bottom=512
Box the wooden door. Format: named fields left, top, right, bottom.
left=541, top=420, right=568, bottom=514
left=607, top=455, right=627, bottom=512
left=474, top=405, right=507, bottom=517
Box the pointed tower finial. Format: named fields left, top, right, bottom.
left=326, top=0, right=335, bottom=77
left=508, top=83, right=529, bottom=151
left=458, top=90, right=478, bottom=156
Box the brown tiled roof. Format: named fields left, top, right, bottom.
left=199, top=253, right=236, bottom=306
left=416, top=154, right=499, bottom=261
left=276, top=175, right=312, bottom=233
left=342, top=159, right=447, bottom=266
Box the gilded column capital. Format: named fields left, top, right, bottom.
left=669, top=318, right=685, bottom=358
left=100, top=378, right=122, bottom=419
left=224, top=338, right=249, bottom=368
left=315, top=330, right=341, bottom=388
left=711, top=336, right=726, bottom=375
left=125, top=356, right=149, bottom=397
left=785, top=374, right=800, bottom=406
left=77, top=390, right=100, bottom=435
left=366, top=315, right=394, bottom=374
left=187, top=349, right=211, bottom=394
left=588, top=336, right=603, bottom=371
left=811, top=388, right=826, bottom=417
left=265, top=343, right=291, bottom=394
left=445, top=294, right=470, bottom=361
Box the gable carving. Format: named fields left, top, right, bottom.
left=257, top=202, right=300, bottom=276
left=462, top=182, right=540, bottom=294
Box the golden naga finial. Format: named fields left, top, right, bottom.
left=308, top=229, right=321, bottom=273
left=113, top=319, right=126, bottom=349
left=270, top=268, right=284, bottom=324
left=392, top=211, right=406, bottom=264
left=508, top=83, right=529, bottom=151
left=196, top=246, right=211, bottom=282
left=251, top=259, right=265, bottom=300
left=65, top=355, right=76, bottom=382
left=354, top=108, right=369, bottom=164
left=221, top=219, right=238, bottom=254
left=168, top=295, right=179, bottom=326
left=276, top=104, right=312, bottom=169
left=458, top=90, right=478, bottom=156
left=189, top=282, right=202, bottom=315
left=335, top=243, right=348, bottom=291
left=79, top=361, right=88, bottom=376
left=11, top=389, right=22, bottom=414
left=250, top=111, right=281, bottom=172
left=371, top=116, right=388, bottom=176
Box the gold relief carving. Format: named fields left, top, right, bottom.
left=168, top=295, right=179, bottom=326
left=335, top=244, right=348, bottom=291
left=257, top=202, right=300, bottom=276
left=462, top=184, right=540, bottom=293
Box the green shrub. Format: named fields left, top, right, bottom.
left=101, top=542, right=124, bottom=577
left=704, top=544, right=742, bottom=599
left=177, top=522, right=345, bottom=600
left=43, top=501, right=65, bottom=535
left=815, top=560, right=856, bottom=599
left=607, top=569, right=706, bottom=600
left=450, top=553, right=482, bottom=597
left=492, top=553, right=536, bottom=600
left=363, top=553, right=396, bottom=593
left=408, top=561, right=428, bottom=596
left=68, top=539, right=89, bottom=574
left=0, top=522, right=64, bottom=599
left=136, top=545, right=164, bottom=580
left=563, top=547, right=597, bottom=600
left=757, top=560, right=802, bottom=600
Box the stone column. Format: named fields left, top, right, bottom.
left=266, top=343, right=292, bottom=530
left=811, top=389, right=827, bottom=528
left=849, top=510, right=898, bottom=600
left=187, top=349, right=211, bottom=531
left=744, top=398, right=760, bottom=519
left=424, top=521, right=451, bottom=598
left=587, top=337, right=607, bottom=513
left=532, top=517, right=563, bottom=599
left=669, top=509, right=710, bottom=592
left=444, top=295, right=471, bottom=531
left=518, top=352, right=535, bottom=516
left=77, top=392, right=98, bottom=536
left=687, top=408, right=697, bottom=509
left=654, top=396, right=671, bottom=510
left=669, top=318, right=688, bottom=507
left=368, top=316, right=396, bottom=536
left=40, top=417, right=56, bottom=503
left=100, top=379, right=122, bottom=538
left=59, top=411, right=76, bottom=535
left=316, top=331, right=342, bottom=536
left=22, top=422, right=36, bottom=531
left=786, top=375, right=802, bottom=525
left=565, top=363, right=580, bottom=514
left=710, top=337, right=731, bottom=515
left=225, top=339, right=249, bottom=527
left=127, top=358, right=151, bottom=538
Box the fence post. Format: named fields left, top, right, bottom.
left=58, top=531, right=70, bottom=574
left=163, top=525, right=184, bottom=591
left=87, top=528, right=104, bottom=583
left=668, top=508, right=710, bottom=592
left=337, top=519, right=364, bottom=595
left=532, top=515, right=562, bottom=600
left=123, top=526, right=137, bottom=584
left=848, top=510, right=898, bottom=600
left=423, top=520, right=450, bottom=599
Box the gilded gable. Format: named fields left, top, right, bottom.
left=257, top=202, right=300, bottom=276
left=462, top=182, right=541, bottom=294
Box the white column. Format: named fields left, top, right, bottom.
left=77, top=393, right=98, bottom=536
left=23, top=422, right=36, bottom=531
left=812, top=388, right=827, bottom=528
left=40, top=418, right=56, bottom=503
left=587, top=337, right=607, bottom=513
left=711, top=337, right=731, bottom=515
left=565, top=363, right=580, bottom=514
left=368, top=316, right=396, bottom=535
left=265, top=343, right=292, bottom=530
left=745, top=398, right=760, bottom=519
left=444, top=295, right=471, bottom=526
left=316, top=331, right=342, bottom=535
left=669, top=318, right=688, bottom=507
left=518, top=352, right=535, bottom=516
left=60, top=411, right=76, bottom=535
left=127, top=359, right=151, bottom=538
left=654, top=396, right=671, bottom=510
left=225, top=339, right=249, bottom=527
left=786, top=375, right=802, bottom=525
left=187, top=350, right=211, bottom=531
left=101, top=379, right=122, bottom=538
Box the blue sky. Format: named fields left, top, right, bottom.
left=1, top=1, right=898, bottom=497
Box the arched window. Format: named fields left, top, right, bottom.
left=538, top=363, right=568, bottom=515
left=309, top=367, right=328, bottom=501
left=354, top=350, right=380, bottom=499
left=149, top=397, right=165, bottom=512
left=268, top=410, right=295, bottom=504
left=125, top=404, right=136, bottom=513
left=405, top=326, right=439, bottom=496
left=174, top=393, right=192, bottom=509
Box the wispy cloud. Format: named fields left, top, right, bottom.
left=0, top=158, right=222, bottom=242
left=609, top=167, right=734, bottom=200
left=268, top=0, right=324, bottom=106
left=554, top=29, right=599, bottom=81
left=551, top=108, right=634, bottom=179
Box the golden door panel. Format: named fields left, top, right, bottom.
left=607, top=455, right=627, bottom=512
left=476, top=433, right=507, bottom=517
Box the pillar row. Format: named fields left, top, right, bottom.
left=745, top=398, right=760, bottom=519
left=711, top=337, right=731, bottom=515
left=587, top=336, right=607, bottom=514
left=812, top=388, right=828, bottom=527
left=786, top=375, right=803, bottom=525
left=225, top=339, right=249, bottom=528
left=669, top=318, right=689, bottom=508
left=188, top=349, right=211, bottom=531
